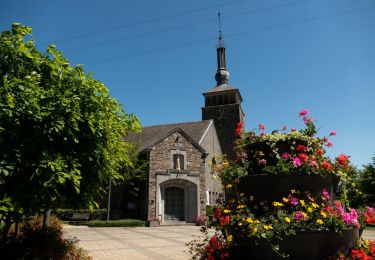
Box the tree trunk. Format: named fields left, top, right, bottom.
left=43, top=209, right=51, bottom=228
left=2, top=218, right=11, bottom=241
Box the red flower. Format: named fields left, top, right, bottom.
left=337, top=153, right=350, bottom=165
left=259, top=123, right=265, bottom=131
left=296, top=145, right=307, bottom=153
left=321, top=161, right=332, bottom=170
left=214, top=208, right=221, bottom=218
left=316, top=148, right=324, bottom=157
left=235, top=122, right=243, bottom=136
left=298, top=153, right=309, bottom=162
left=219, top=216, right=230, bottom=226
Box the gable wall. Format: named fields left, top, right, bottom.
left=147, top=132, right=206, bottom=220
left=200, top=122, right=224, bottom=205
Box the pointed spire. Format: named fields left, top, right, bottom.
left=215, top=12, right=230, bottom=86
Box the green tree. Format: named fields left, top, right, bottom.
left=360, top=155, right=375, bottom=206
left=0, top=24, right=141, bottom=236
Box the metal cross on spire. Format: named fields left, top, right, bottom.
left=217, top=12, right=226, bottom=48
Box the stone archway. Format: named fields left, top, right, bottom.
left=158, top=178, right=198, bottom=224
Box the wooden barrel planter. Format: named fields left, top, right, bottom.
left=236, top=173, right=340, bottom=205
left=230, top=228, right=359, bottom=260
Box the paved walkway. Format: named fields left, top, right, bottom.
left=63, top=225, right=375, bottom=260
left=63, top=225, right=210, bottom=260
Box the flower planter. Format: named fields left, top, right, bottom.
left=230, top=229, right=359, bottom=260
left=237, top=173, right=339, bottom=205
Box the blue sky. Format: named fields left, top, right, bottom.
left=1, top=0, right=374, bottom=167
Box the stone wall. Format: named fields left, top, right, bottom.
left=147, top=131, right=206, bottom=221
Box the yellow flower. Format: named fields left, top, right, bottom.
left=223, top=209, right=231, bottom=214
left=272, top=202, right=284, bottom=207
left=238, top=222, right=243, bottom=226
left=226, top=184, right=232, bottom=189
left=246, top=217, right=254, bottom=224
left=249, top=196, right=254, bottom=201
left=320, top=211, right=328, bottom=218
left=316, top=219, right=323, bottom=225
left=282, top=197, right=288, bottom=203
left=251, top=227, right=257, bottom=234
left=240, top=193, right=244, bottom=197
left=284, top=217, right=291, bottom=223
left=259, top=151, right=265, bottom=157
left=311, top=203, right=319, bottom=209
left=222, top=161, right=229, bottom=168
left=237, top=204, right=245, bottom=209
left=307, top=207, right=313, bottom=213
left=302, top=212, right=308, bottom=218
left=291, top=189, right=296, bottom=194
left=300, top=200, right=305, bottom=206
left=263, top=225, right=273, bottom=230
left=227, top=235, right=233, bottom=242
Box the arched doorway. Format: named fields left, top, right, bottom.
left=158, top=179, right=198, bottom=224
left=164, top=187, right=184, bottom=221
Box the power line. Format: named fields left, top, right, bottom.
left=37, top=0, right=246, bottom=46
left=64, top=0, right=314, bottom=53
left=85, top=5, right=374, bottom=66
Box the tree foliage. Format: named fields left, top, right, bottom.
left=360, top=155, right=375, bottom=206
left=0, top=24, right=141, bottom=230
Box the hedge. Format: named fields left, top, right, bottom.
left=54, top=209, right=107, bottom=221
left=86, top=219, right=146, bottom=227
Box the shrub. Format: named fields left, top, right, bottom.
left=55, top=209, right=107, bottom=220
left=0, top=216, right=91, bottom=259
left=87, top=219, right=146, bottom=227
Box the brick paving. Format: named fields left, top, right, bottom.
left=63, top=225, right=210, bottom=260
left=63, top=225, right=375, bottom=260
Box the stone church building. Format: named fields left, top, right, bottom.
left=126, top=35, right=244, bottom=225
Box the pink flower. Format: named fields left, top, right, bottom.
left=258, top=159, right=267, bottom=166
left=309, top=160, right=318, bottom=168
left=303, top=117, right=312, bottom=124
left=288, top=195, right=299, bottom=206
left=341, top=209, right=359, bottom=228
left=281, top=152, right=290, bottom=159
left=294, top=211, right=307, bottom=221
left=321, top=188, right=330, bottom=200
left=292, top=157, right=302, bottom=167
left=259, top=123, right=266, bottom=131
left=329, top=130, right=336, bottom=136
left=299, top=109, right=309, bottom=117
left=291, top=128, right=296, bottom=132
left=326, top=142, right=333, bottom=148
left=323, top=136, right=329, bottom=143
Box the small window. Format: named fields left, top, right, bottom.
left=230, top=94, right=235, bottom=104
left=224, top=95, right=229, bottom=104
left=173, top=154, right=184, bottom=170
left=205, top=96, right=211, bottom=106
left=218, top=95, right=223, bottom=105
left=212, top=96, right=217, bottom=106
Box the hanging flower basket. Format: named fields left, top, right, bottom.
left=237, top=173, right=340, bottom=205
left=230, top=228, right=359, bottom=260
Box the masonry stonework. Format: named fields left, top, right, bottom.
left=147, top=132, right=206, bottom=221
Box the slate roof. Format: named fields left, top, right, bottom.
left=126, top=120, right=212, bottom=153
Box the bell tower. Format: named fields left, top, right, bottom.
left=201, top=13, right=245, bottom=159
